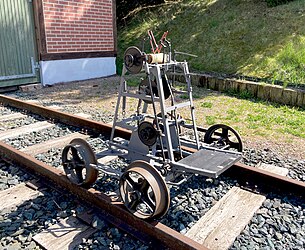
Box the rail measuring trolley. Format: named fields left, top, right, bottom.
left=62, top=31, right=243, bottom=220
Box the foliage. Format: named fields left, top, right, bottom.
left=117, top=0, right=305, bottom=86
left=271, top=38, right=305, bottom=86
left=116, top=0, right=164, bottom=24
left=266, top=0, right=295, bottom=7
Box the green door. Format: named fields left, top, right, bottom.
left=0, top=0, right=39, bottom=88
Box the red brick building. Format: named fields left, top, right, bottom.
left=37, top=0, right=116, bottom=85
left=0, top=0, right=116, bottom=87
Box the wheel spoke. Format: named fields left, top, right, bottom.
left=124, top=189, right=131, bottom=204
left=67, top=169, right=78, bottom=182
left=141, top=195, right=155, bottom=213
left=127, top=197, right=141, bottom=210
left=75, top=168, right=84, bottom=183
left=209, top=136, right=219, bottom=142
left=63, top=159, right=75, bottom=169
left=228, top=140, right=240, bottom=150
left=139, top=179, right=150, bottom=193
left=71, top=147, right=84, bottom=168
left=124, top=174, right=137, bottom=189
left=221, top=127, right=229, bottom=138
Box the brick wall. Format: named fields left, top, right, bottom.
left=42, top=0, right=114, bottom=53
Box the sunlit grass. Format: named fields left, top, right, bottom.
left=118, top=0, right=305, bottom=85
left=192, top=89, right=305, bottom=140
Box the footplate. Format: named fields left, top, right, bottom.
left=176, top=148, right=242, bottom=178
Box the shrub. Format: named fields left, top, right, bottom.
left=117, top=0, right=165, bottom=24
left=265, top=0, right=295, bottom=7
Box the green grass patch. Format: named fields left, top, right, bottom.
left=206, top=115, right=216, bottom=125
left=193, top=93, right=305, bottom=139
left=201, top=101, right=213, bottom=108
left=266, top=0, right=295, bottom=7
left=226, top=89, right=255, bottom=100
left=179, top=94, right=189, bottom=99
left=118, top=0, right=305, bottom=85
left=127, top=79, right=139, bottom=87
left=180, top=93, right=200, bottom=99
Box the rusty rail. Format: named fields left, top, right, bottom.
left=0, top=141, right=206, bottom=250
left=180, top=145, right=305, bottom=199
left=227, top=162, right=305, bottom=198
left=1, top=94, right=305, bottom=248
left=0, top=95, right=131, bottom=139
left=0, top=94, right=207, bottom=249
left=1, top=94, right=304, bottom=198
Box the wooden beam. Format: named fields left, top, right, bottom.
left=186, top=164, right=288, bottom=249
left=21, top=132, right=89, bottom=155
left=0, top=183, right=42, bottom=211
left=33, top=216, right=97, bottom=250
left=0, top=121, right=54, bottom=140
left=0, top=113, right=26, bottom=122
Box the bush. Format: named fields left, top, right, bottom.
left=117, top=0, right=165, bottom=24
left=266, top=0, right=295, bottom=7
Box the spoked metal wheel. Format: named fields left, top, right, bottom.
left=204, top=124, right=243, bottom=152
left=119, top=160, right=170, bottom=220
left=62, top=138, right=98, bottom=187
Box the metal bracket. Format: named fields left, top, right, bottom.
left=34, top=61, right=40, bottom=70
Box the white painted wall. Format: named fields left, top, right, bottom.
left=40, top=57, right=116, bottom=85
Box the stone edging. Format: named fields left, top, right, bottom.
left=188, top=73, right=305, bottom=108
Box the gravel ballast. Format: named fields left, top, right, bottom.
left=0, top=94, right=304, bottom=249
left=0, top=159, right=145, bottom=250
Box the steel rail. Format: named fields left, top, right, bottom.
left=227, top=161, right=305, bottom=198
left=0, top=95, right=131, bottom=139
left=179, top=145, right=305, bottom=199
left=0, top=94, right=206, bottom=250
left=0, top=141, right=206, bottom=250
left=1, top=94, right=304, bottom=198
left=1, top=94, right=305, bottom=248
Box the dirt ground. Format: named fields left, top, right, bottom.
left=14, top=76, right=305, bottom=161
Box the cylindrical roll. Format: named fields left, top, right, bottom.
left=147, top=53, right=169, bottom=64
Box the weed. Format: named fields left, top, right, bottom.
left=225, top=88, right=254, bottom=100
left=127, top=78, right=140, bottom=87
left=201, top=101, right=213, bottom=108
left=239, top=90, right=254, bottom=99
left=180, top=94, right=189, bottom=99
left=206, top=115, right=216, bottom=125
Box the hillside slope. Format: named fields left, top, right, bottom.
left=117, top=0, right=305, bottom=86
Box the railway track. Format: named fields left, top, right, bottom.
left=0, top=94, right=304, bottom=250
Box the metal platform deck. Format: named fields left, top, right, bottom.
left=178, top=148, right=242, bottom=178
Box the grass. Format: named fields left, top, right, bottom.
left=26, top=76, right=304, bottom=158
left=111, top=73, right=305, bottom=143
left=113, top=74, right=305, bottom=142
left=201, top=101, right=213, bottom=108
left=118, top=0, right=305, bottom=86
left=189, top=86, right=305, bottom=140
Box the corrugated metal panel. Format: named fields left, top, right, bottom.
left=0, top=0, right=39, bottom=87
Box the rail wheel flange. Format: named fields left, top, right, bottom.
left=62, top=138, right=98, bottom=188
left=119, top=160, right=170, bottom=220
left=204, top=124, right=243, bottom=152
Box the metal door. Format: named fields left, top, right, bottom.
left=0, top=0, right=39, bottom=88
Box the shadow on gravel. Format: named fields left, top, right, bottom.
left=0, top=160, right=146, bottom=250
left=0, top=182, right=78, bottom=249
left=160, top=174, right=236, bottom=232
